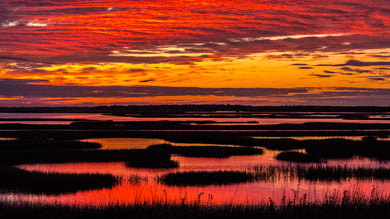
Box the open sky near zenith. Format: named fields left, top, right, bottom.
left=0, top=0, right=390, bottom=106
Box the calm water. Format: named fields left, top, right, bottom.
left=0, top=137, right=387, bottom=206
left=10, top=154, right=390, bottom=206
left=0, top=121, right=73, bottom=125
left=80, top=138, right=244, bottom=150
left=1, top=113, right=390, bottom=206
left=80, top=138, right=170, bottom=150
left=0, top=138, right=17, bottom=141
left=253, top=136, right=390, bottom=141
left=0, top=113, right=121, bottom=123
left=1, top=113, right=390, bottom=124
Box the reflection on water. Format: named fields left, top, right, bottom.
left=0, top=138, right=17, bottom=141
left=253, top=136, right=390, bottom=141
left=369, top=115, right=390, bottom=119
left=189, top=118, right=390, bottom=124
left=80, top=138, right=170, bottom=150
left=10, top=150, right=390, bottom=206
left=0, top=121, right=73, bottom=125
left=189, top=122, right=260, bottom=126
left=79, top=138, right=244, bottom=150
left=0, top=113, right=139, bottom=124
left=2, top=113, right=390, bottom=124
left=1, top=111, right=390, bottom=206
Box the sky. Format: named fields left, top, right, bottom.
left=0, top=0, right=390, bottom=106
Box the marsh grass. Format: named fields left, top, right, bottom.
left=1, top=191, right=390, bottom=219
left=0, top=166, right=116, bottom=194
left=0, top=149, right=174, bottom=165
left=147, top=144, right=263, bottom=158
left=128, top=175, right=148, bottom=184
left=301, top=138, right=390, bottom=159
left=158, top=171, right=256, bottom=186
left=255, top=138, right=390, bottom=160
left=0, top=139, right=101, bottom=150
left=275, top=152, right=321, bottom=163
left=252, top=165, right=390, bottom=181
left=126, top=153, right=179, bottom=169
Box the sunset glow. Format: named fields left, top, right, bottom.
left=1, top=0, right=390, bottom=106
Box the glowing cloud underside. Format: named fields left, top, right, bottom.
left=0, top=0, right=389, bottom=106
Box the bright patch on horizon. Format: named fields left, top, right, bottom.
left=1, top=21, right=47, bottom=28
left=110, top=45, right=212, bottom=58
left=229, top=33, right=350, bottom=43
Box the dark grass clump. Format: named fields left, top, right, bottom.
left=128, top=175, right=147, bottom=184
left=302, top=166, right=390, bottom=181
left=126, top=153, right=178, bottom=169
left=0, top=149, right=173, bottom=165
left=0, top=166, right=116, bottom=194
left=0, top=139, right=101, bottom=150
left=303, top=138, right=390, bottom=159
left=254, top=138, right=390, bottom=160
left=252, top=165, right=390, bottom=181
left=275, top=152, right=321, bottom=163
left=147, top=144, right=263, bottom=158
left=158, top=171, right=256, bottom=186
left=253, top=138, right=305, bottom=150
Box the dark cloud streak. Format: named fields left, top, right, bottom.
left=0, top=79, right=309, bottom=98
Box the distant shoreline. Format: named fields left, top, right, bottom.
left=1, top=105, right=390, bottom=113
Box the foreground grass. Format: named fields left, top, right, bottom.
left=0, top=166, right=116, bottom=194
left=1, top=200, right=390, bottom=219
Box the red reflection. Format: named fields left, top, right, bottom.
left=14, top=156, right=390, bottom=206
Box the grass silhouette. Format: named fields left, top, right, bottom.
left=0, top=166, right=116, bottom=194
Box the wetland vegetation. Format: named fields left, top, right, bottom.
left=147, top=144, right=263, bottom=158
left=0, top=166, right=116, bottom=194
left=0, top=148, right=174, bottom=165
left=0, top=139, right=101, bottom=150
left=275, top=152, right=321, bottom=163
left=1, top=194, right=390, bottom=219
left=1, top=106, right=390, bottom=218
left=158, top=171, right=257, bottom=186
left=125, top=154, right=179, bottom=169
left=252, top=165, right=390, bottom=181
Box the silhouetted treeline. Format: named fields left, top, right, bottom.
left=0, top=105, right=390, bottom=113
